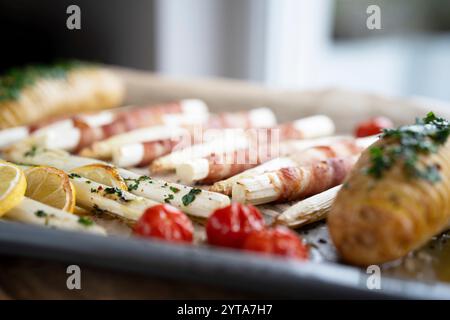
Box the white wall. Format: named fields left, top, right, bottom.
left=154, top=0, right=450, bottom=102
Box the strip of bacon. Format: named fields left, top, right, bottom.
left=210, top=137, right=363, bottom=194
left=232, top=156, right=357, bottom=205
left=114, top=139, right=183, bottom=168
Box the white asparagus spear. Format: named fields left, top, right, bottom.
left=4, top=145, right=230, bottom=217
left=117, top=169, right=230, bottom=218
left=5, top=197, right=106, bottom=235
left=68, top=175, right=159, bottom=222
left=112, top=142, right=147, bottom=168
left=210, top=136, right=353, bottom=195
left=0, top=119, right=75, bottom=149
left=150, top=130, right=251, bottom=173
left=21, top=99, right=209, bottom=152
left=80, top=126, right=188, bottom=159
left=279, top=115, right=335, bottom=139
left=274, top=185, right=342, bottom=228
left=0, top=126, right=29, bottom=148
left=176, top=136, right=353, bottom=184
left=75, top=110, right=116, bottom=127
left=232, top=156, right=356, bottom=205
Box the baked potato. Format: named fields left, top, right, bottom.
left=328, top=112, right=450, bottom=265
left=0, top=61, right=124, bottom=128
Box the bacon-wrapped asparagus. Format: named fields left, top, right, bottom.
left=207, top=107, right=276, bottom=129
left=276, top=115, right=335, bottom=139
left=100, top=108, right=277, bottom=167
left=232, top=156, right=357, bottom=205
left=149, top=130, right=252, bottom=173
left=210, top=137, right=368, bottom=195
left=79, top=126, right=188, bottom=159
left=113, top=139, right=181, bottom=168
left=0, top=99, right=208, bottom=151
left=176, top=148, right=269, bottom=184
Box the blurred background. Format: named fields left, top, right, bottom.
left=0, top=0, right=449, bottom=100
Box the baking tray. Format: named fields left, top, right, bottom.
left=1, top=220, right=450, bottom=299
left=2, top=67, right=450, bottom=299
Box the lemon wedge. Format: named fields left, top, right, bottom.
left=25, top=166, right=76, bottom=212
left=70, top=163, right=128, bottom=190
left=0, top=160, right=27, bottom=216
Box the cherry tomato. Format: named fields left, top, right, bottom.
left=355, top=116, right=393, bottom=138
left=206, top=203, right=265, bottom=248
left=242, top=226, right=309, bottom=260
left=133, top=204, right=193, bottom=243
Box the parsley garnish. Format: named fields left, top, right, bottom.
left=367, top=112, right=449, bottom=182
left=181, top=188, right=202, bottom=206
left=78, top=216, right=94, bottom=227
left=170, top=186, right=180, bottom=193
left=34, top=210, right=47, bottom=218
left=24, top=146, right=38, bottom=157
left=68, top=173, right=81, bottom=179
left=125, top=176, right=152, bottom=191
left=103, top=187, right=130, bottom=202
left=164, top=194, right=175, bottom=204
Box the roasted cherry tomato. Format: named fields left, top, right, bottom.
left=134, top=204, right=193, bottom=243
left=354, top=116, right=393, bottom=138
left=242, top=226, right=309, bottom=260
left=206, top=203, right=265, bottom=248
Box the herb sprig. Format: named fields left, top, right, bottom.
left=182, top=188, right=202, bottom=206
left=367, top=112, right=450, bottom=182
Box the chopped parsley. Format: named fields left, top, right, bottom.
left=24, top=146, right=38, bottom=157
left=103, top=187, right=130, bottom=202
left=0, top=60, right=90, bottom=102
left=68, top=173, right=81, bottom=179
left=34, top=210, right=47, bottom=218
left=78, top=216, right=94, bottom=227
left=125, top=176, right=152, bottom=191
left=170, top=186, right=180, bottom=193
left=182, top=188, right=202, bottom=206
left=367, top=112, right=450, bottom=182
left=164, top=194, right=175, bottom=204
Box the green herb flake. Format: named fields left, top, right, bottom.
left=0, top=60, right=91, bottom=102
left=34, top=210, right=47, bottom=218
left=182, top=188, right=202, bottom=206
left=78, top=216, right=94, bottom=227
left=169, top=186, right=180, bottom=193
left=125, top=176, right=152, bottom=191
left=367, top=112, right=449, bottom=183
left=164, top=194, right=175, bottom=204
left=24, top=146, right=38, bottom=157
left=103, top=187, right=130, bottom=202
left=68, top=173, right=81, bottom=179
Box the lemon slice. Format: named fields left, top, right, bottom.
left=0, top=161, right=27, bottom=217
left=25, top=166, right=76, bottom=212
left=70, top=163, right=128, bottom=190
